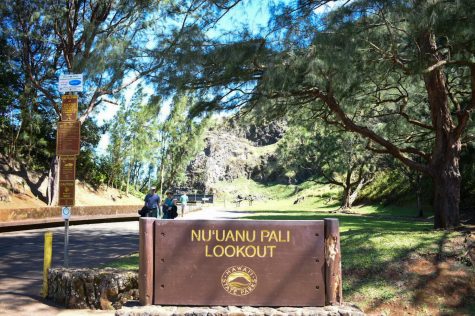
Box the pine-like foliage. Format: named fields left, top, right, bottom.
left=152, top=0, right=475, bottom=229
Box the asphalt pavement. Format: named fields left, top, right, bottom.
left=0, top=221, right=140, bottom=316
left=0, top=206, right=246, bottom=315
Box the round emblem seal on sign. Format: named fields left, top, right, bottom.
left=221, top=265, right=257, bottom=296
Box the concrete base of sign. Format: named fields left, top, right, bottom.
left=115, top=304, right=365, bottom=316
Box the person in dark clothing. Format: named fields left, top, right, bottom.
left=144, top=187, right=160, bottom=218
left=171, top=198, right=179, bottom=218
left=162, top=192, right=173, bottom=219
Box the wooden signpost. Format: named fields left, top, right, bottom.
left=139, top=218, right=343, bottom=307
left=56, top=121, right=81, bottom=156
left=59, top=156, right=76, bottom=181
left=58, top=181, right=75, bottom=206
left=56, top=76, right=82, bottom=207
left=57, top=75, right=83, bottom=267
left=61, top=95, right=78, bottom=121
left=58, top=154, right=76, bottom=207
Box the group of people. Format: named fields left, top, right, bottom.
left=143, top=187, right=189, bottom=219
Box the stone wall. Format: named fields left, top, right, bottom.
left=0, top=204, right=142, bottom=222
left=47, top=268, right=138, bottom=310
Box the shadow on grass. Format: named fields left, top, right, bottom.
left=234, top=209, right=432, bottom=232
left=409, top=232, right=475, bottom=315
left=358, top=203, right=435, bottom=219
left=233, top=209, right=473, bottom=313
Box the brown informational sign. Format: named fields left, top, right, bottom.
left=58, top=180, right=75, bottom=206
left=56, top=121, right=80, bottom=155
left=153, top=220, right=325, bottom=306
left=59, top=156, right=76, bottom=181
left=61, top=95, right=78, bottom=121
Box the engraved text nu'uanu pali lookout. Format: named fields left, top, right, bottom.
left=139, top=218, right=342, bottom=307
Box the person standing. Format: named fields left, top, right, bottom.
left=179, top=192, right=189, bottom=217
left=144, top=187, right=160, bottom=218
left=171, top=198, right=179, bottom=219
left=162, top=192, right=174, bottom=219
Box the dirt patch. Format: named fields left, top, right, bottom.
left=0, top=180, right=143, bottom=210
left=363, top=234, right=475, bottom=315
left=74, top=182, right=143, bottom=206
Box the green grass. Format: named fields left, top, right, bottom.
left=214, top=178, right=434, bottom=219
left=218, top=207, right=471, bottom=313
left=105, top=180, right=473, bottom=314
left=351, top=202, right=434, bottom=218
left=102, top=253, right=139, bottom=270
left=213, top=178, right=341, bottom=204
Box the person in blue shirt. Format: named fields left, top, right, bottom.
left=144, top=187, right=160, bottom=218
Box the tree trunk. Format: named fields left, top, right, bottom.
left=348, top=177, right=367, bottom=208
left=431, top=150, right=461, bottom=229
left=340, top=168, right=352, bottom=210
left=341, top=187, right=351, bottom=210
left=415, top=174, right=423, bottom=217
left=147, top=165, right=152, bottom=190
left=158, top=161, right=165, bottom=197
left=417, top=189, right=423, bottom=217
left=419, top=31, right=461, bottom=229
left=47, top=157, right=59, bottom=206
left=126, top=160, right=133, bottom=196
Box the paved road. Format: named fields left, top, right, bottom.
left=0, top=207, right=246, bottom=315
left=0, top=221, right=140, bottom=316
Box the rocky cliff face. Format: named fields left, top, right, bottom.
left=230, top=119, right=287, bottom=146
left=186, top=120, right=286, bottom=191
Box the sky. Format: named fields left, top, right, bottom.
left=94, top=0, right=347, bottom=154
left=95, top=1, right=272, bottom=155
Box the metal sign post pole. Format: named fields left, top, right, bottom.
left=64, top=218, right=69, bottom=267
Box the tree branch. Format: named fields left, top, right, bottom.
left=315, top=89, right=429, bottom=174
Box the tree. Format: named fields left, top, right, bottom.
left=1, top=0, right=160, bottom=203
left=156, top=95, right=209, bottom=194
left=1, top=0, right=252, bottom=203
left=104, top=93, right=208, bottom=196
left=106, top=88, right=160, bottom=194
left=277, top=123, right=374, bottom=209
left=154, top=0, right=475, bottom=229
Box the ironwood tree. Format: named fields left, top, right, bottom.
left=156, top=95, right=210, bottom=195
left=152, top=0, right=475, bottom=229
left=107, top=87, right=160, bottom=195
left=0, top=0, right=242, bottom=203
left=1, top=0, right=156, bottom=203
left=277, top=123, right=375, bottom=210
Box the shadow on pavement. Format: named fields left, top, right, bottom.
left=0, top=222, right=139, bottom=299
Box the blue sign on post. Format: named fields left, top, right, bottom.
left=59, top=74, right=83, bottom=93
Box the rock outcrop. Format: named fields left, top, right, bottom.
left=47, top=268, right=138, bottom=310
left=186, top=120, right=286, bottom=191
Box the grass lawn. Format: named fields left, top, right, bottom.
left=102, top=253, right=139, bottom=270
left=105, top=184, right=474, bottom=315
left=236, top=198, right=474, bottom=315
